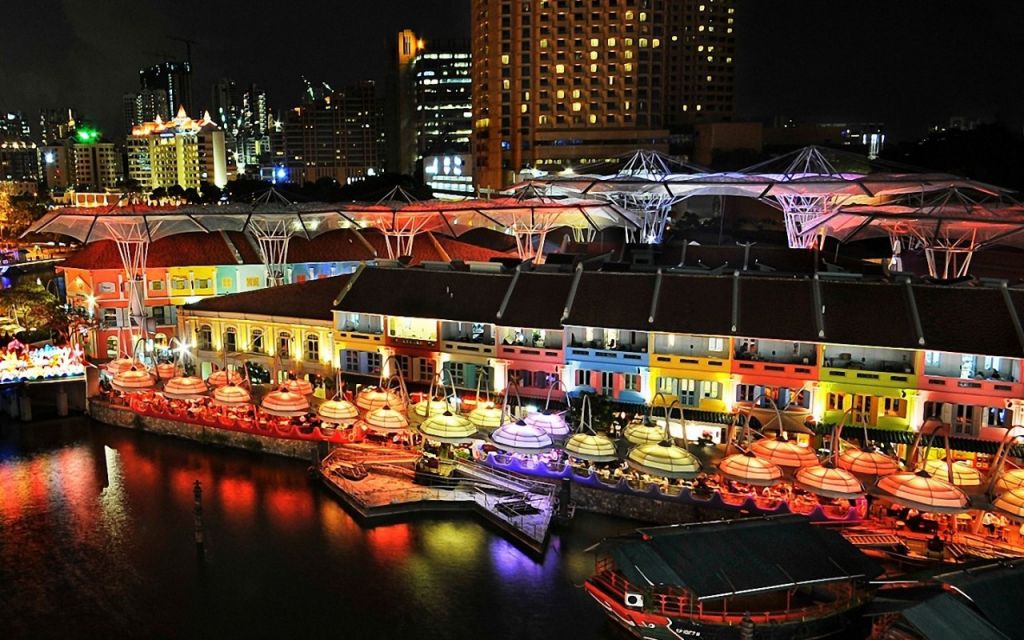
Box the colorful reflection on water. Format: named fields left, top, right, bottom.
left=0, top=420, right=635, bottom=639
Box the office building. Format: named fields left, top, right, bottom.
left=38, top=108, right=80, bottom=145
left=390, top=30, right=473, bottom=193
left=140, top=61, right=192, bottom=115
left=127, top=107, right=227, bottom=191
left=123, top=89, right=171, bottom=134
left=211, top=79, right=271, bottom=172
left=0, top=112, right=31, bottom=139
left=272, top=80, right=384, bottom=185
left=470, top=0, right=736, bottom=189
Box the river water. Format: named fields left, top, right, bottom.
left=0, top=419, right=638, bottom=640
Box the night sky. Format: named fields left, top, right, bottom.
left=0, top=0, right=1020, bottom=141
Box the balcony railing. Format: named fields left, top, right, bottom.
left=652, top=353, right=728, bottom=370
left=733, top=359, right=817, bottom=379
left=337, top=328, right=384, bottom=344
left=498, top=343, right=563, bottom=361
left=567, top=345, right=648, bottom=364
left=441, top=338, right=496, bottom=356
left=921, top=373, right=1023, bottom=398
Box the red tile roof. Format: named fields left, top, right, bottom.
left=184, top=275, right=349, bottom=321
left=60, top=231, right=258, bottom=269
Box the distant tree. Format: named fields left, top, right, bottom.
left=183, top=187, right=201, bottom=204
left=0, top=283, right=59, bottom=331
left=882, top=123, right=1024, bottom=191
left=166, top=185, right=185, bottom=200
left=199, top=182, right=221, bottom=204
left=151, top=187, right=167, bottom=201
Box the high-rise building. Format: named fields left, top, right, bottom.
left=39, top=143, right=73, bottom=190
left=38, top=108, right=80, bottom=145
left=0, top=112, right=31, bottom=139
left=390, top=29, right=473, bottom=188
left=72, top=128, right=122, bottom=191
left=123, top=89, right=171, bottom=134
left=0, top=137, right=39, bottom=193
left=271, top=80, right=384, bottom=185
left=127, top=107, right=226, bottom=191
left=139, top=61, right=192, bottom=115
left=211, top=79, right=271, bottom=173
left=470, top=0, right=736, bottom=189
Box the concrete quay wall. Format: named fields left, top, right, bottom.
left=89, top=401, right=320, bottom=462
left=570, top=482, right=737, bottom=524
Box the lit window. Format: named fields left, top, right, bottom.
left=305, top=334, right=319, bottom=361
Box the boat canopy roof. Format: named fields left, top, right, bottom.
left=594, top=515, right=882, bottom=601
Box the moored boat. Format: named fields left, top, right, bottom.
left=585, top=515, right=882, bottom=640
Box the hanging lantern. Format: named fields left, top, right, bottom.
left=207, top=369, right=243, bottom=388
left=995, top=469, right=1024, bottom=495
left=750, top=437, right=819, bottom=469
left=285, top=378, right=314, bottom=396
left=162, top=376, right=208, bottom=400
left=490, top=420, right=553, bottom=454
left=106, top=357, right=139, bottom=376
left=923, top=459, right=983, bottom=489
left=876, top=470, right=970, bottom=514
left=261, top=388, right=310, bottom=417
left=837, top=448, right=900, bottom=478
left=419, top=411, right=477, bottom=444
left=414, top=396, right=451, bottom=418
left=523, top=410, right=570, bottom=439
left=627, top=441, right=702, bottom=479
left=795, top=464, right=864, bottom=500
left=360, top=407, right=410, bottom=433
left=993, top=488, right=1024, bottom=520
left=718, top=451, right=784, bottom=487
left=213, top=384, right=251, bottom=407
left=355, top=387, right=404, bottom=413
left=623, top=418, right=665, bottom=446
left=563, top=432, right=619, bottom=462
left=467, top=403, right=504, bottom=430
left=111, top=365, right=155, bottom=392
left=155, top=362, right=178, bottom=380
left=317, top=398, right=359, bottom=426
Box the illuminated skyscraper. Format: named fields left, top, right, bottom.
left=139, top=61, right=192, bottom=115
left=390, top=30, right=473, bottom=192
left=211, top=79, right=271, bottom=172
left=38, top=108, right=80, bottom=145
left=471, top=0, right=736, bottom=189
left=123, top=89, right=171, bottom=134
left=272, top=80, right=384, bottom=185
left=127, top=107, right=226, bottom=190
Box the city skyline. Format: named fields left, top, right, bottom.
left=0, top=1, right=1021, bottom=141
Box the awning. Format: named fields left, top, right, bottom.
left=900, top=593, right=1008, bottom=640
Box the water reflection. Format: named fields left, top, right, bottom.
left=0, top=420, right=634, bottom=639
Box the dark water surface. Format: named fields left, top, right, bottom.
left=0, top=419, right=637, bottom=640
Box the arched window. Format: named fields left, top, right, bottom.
left=224, top=327, right=237, bottom=352
left=197, top=325, right=213, bottom=351
left=250, top=329, right=264, bottom=354
left=305, top=334, right=319, bottom=361
left=278, top=332, right=292, bottom=359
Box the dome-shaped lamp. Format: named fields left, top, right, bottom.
left=355, top=386, right=404, bottom=413
left=260, top=388, right=310, bottom=417
left=467, top=402, right=505, bottom=430
left=317, top=398, right=359, bottom=426
left=360, top=407, right=410, bottom=433
left=563, top=432, right=619, bottom=462
left=156, top=362, right=178, bottom=380
left=750, top=437, right=819, bottom=469
left=162, top=376, right=208, bottom=400
left=490, top=419, right=553, bottom=454
left=207, top=369, right=243, bottom=388
left=993, top=488, right=1024, bottom=520
left=795, top=463, right=864, bottom=499
left=285, top=377, right=314, bottom=396
left=837, top=447, right=900, bottom=479
left=623, top=418, right=665, bottom=446
left=212, top=384, right=251, bottom=407
left=923, top=459, right=983, bottom=489
left=419, top=411, right=477, bottom=444
left=995, top=468, right=1024, bottom=495
left=106, top=357, right=139, bottom=376
left=414, top=396, right=451, bottom=418
left=627, top=441, right=702, bottom=479
left=111, top=365, right=156, bottom=392
left=523, top=410, right=571, bottom=440
left=876, top=470, right=970, bottom=514
left=718, top=451, right=784, bottom=487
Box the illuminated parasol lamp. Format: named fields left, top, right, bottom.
left=875, top=420, right=969, bottom=514
left=111, top=365, right=156, bottom=392
left=161, top=376, right=209, bottom=401
left=260, top=387, right=310, bottom=417
left=795, top=411, right=864, bottom=499
left=562, top=394, right=619, bottom=462
left=419, top=411, right=478, bottom=445
left=212, top=383, right=251, bottom=407
left=626, top=400, right=701, bottom=479
left=359, top=406, right=410, bottom=433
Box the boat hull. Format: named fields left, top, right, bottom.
left=585, top=581, right=868, bottom=640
